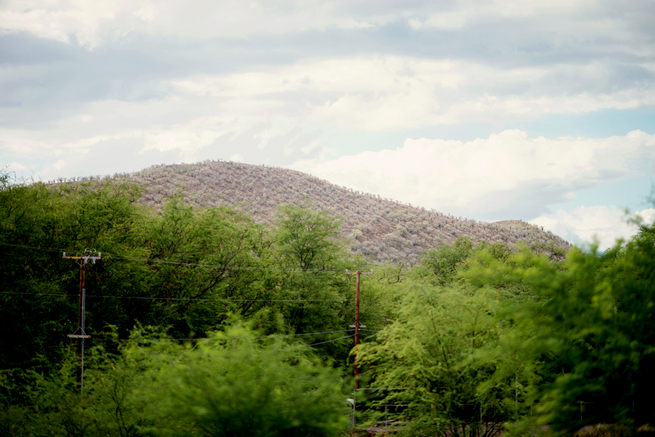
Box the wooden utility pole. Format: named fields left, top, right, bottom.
left=347, top=270, right=372, bottom=389
left=347, top=269, right=372, bottom=431
left=354, top=270, right=362, bottom=388
left=63, top=251, right=101, bottom=392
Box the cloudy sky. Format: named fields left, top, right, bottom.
left=2, top=0, right=655, bottom=249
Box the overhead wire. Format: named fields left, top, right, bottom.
left=0, top=242, right=367, bottom=274
left=0, top=243, right=378, bottom=347
left=309, top=334, right=356, bottom=346
left=0, top=291, right=347, bottom=303
left=284, top=329, right=353, bottom=337
left=10, top=329, right=363, bottom=353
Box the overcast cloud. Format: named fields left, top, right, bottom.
left=1, top=0, right=654, bottom=249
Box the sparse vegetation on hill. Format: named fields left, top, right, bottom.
left=114, top=160, right=568, bottom=263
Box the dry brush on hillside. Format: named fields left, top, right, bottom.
left=106, top=161, right=569, bottom=263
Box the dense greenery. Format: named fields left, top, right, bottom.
left=358, top=227, right=655, bottom=436
left=1, top=323, right=347, bottom=436
left=1, top=176, right=654, bottom=436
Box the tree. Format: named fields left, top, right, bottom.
left=135, top=323, right=349, bottom=436
left=357, top=282, right=509, bottom=437
left=465, top=222, right=655, bottom=434
left=140, top=199, right=272, bottom=337
left=274, top=204, right=342, bottom=272
left=530, top=227, right=655, bottom=433
left=271, top=205, right=352, bottom=344
left=421, top=237, right=474, bottom=285
left=1, top=323, right=349, bottom=437
left=0, top=180, right=145, bottom=373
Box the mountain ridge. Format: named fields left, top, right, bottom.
left=110, top=160, right=569, bottom=263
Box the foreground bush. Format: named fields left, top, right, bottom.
left=1, top=323, right=349, bottom=437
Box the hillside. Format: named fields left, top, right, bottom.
left=115, top=160, right=568, bottom=263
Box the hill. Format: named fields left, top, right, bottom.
left=114, top=160, right=568, bottom=263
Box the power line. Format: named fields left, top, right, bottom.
left=284, top=329, right=353, bottom=337
left=309, top=334, right=356, bottom=346
left=114, top=254, right=350, bottom=273
left=0, top=291, right=345, bottom=302
left=0, top=291, right=75, bottom=298
left=9, top=330, right=367, bottom=353
left=0, top=242, right=63, bottom=252
left=0, top=242, right=362, bottom=274
left=355, top=387, right=408, bottom=391
left=120, top=329, right=358, bottom=341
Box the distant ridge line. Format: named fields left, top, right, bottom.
left=103, top=160, right=569, bottom=263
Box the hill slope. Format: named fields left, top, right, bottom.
left=117, top=160, right=568, bottom=263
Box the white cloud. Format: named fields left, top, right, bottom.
left=530, top=206, right=655, bottom=250
left=292, top=130, right=655, bottom=219
left=408, top=11, right=471, bottom=30
left=3, top=52, right=655, bottom=187
left=5, top=161, right=27, bottom=171
left=0, top=0, right=390, bottom=48
left=0, top=0, right=124, bottom=48
left=3, top=0, right=652, bottom=63
left=406, top=0, right=595, bottom=31
left=170, top=57, right=655, bottom=132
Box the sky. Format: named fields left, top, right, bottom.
left=2, top=0, right=655, bottom=249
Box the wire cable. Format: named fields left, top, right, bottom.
left=0, top=291, right=346, bottom=303
left=0, top=242, right=365, bottom=274
left=284, top=329, right=353, bottom=337
left=309, top=333, right=356, bottom=346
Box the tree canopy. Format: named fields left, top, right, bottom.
left=2, top=176, right=654, bottom=436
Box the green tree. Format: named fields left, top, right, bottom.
left=465, top=222, right=655, bottom=434
left=421, top=237, right=474, bottom=285
left=1, top=323, right=349, bottom=436
left=532, top=229, right=655, bottom=433
left=139, top=323, right=348, bottom=436
left=274, top=204, right=342, bottom=272
left=140, top=199, right=272, bottom=337
left=271, top=205, right=352, bottom=344
left=358, top=282, right=508, bottom=436
left=0, top=180, right=145, bottom=372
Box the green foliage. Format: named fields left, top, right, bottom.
left=140, top=199, right=272, bottom=337
left=5, top=173, right=653, bottom=436
left=274, top=204, right=342, bottom=272
left=269, top=205, right=354, bottom=359
left=358, top=282, right=508, bottom=436
left=1, top=323, right=348, bottom=437
left=532, top=229, right=655, bottom=432
left=464, top=224, right=655, bottom=434
left=0, top=181, right=361, bottom=367
left=420, top=237, right=474, bottom=284
left=0, top=180, right=144, bottom=371
left=0, top=183, right=358, bottom=434
left=135, top=322, right=348, bottom=436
